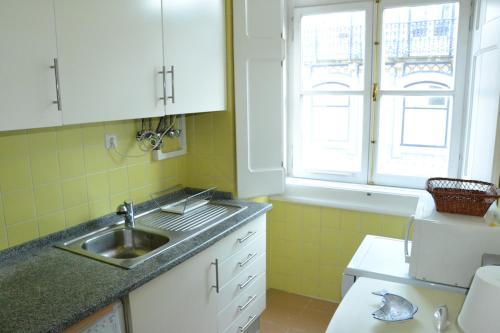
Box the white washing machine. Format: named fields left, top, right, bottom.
left=342, top=235, right=467, bottom=298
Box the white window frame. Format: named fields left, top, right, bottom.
left=371, top=0, right=471, bottom=188
left=288, top=1, right=374, bottom=184
left=287, top=0, right=472, bottom=189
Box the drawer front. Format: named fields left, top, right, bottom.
left=217, top=253, right=266, bottom=312
left=214, top=215, right=266, bottom=263
left=222, top=292, right=266, bottom=333
left=219, top=233, right=266, bottom=287
left=217, top=273, right=266, bottom=331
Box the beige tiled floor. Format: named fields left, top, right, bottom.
left=261, top=289, right=339, bottom=333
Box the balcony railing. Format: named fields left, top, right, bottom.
left=302, top=18, right=456, bottom=63
left=383, top=19, right=456, bottom=58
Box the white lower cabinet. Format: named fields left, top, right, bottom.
left=126, top=214, right=267, bottom=333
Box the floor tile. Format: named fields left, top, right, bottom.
left=261, top=289, right=338, bottom=333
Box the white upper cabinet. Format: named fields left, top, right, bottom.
left=54, top=0, right=166, bottom=125
left=162, top=0, right=226, bottom=115
left=0, top=0, right=227, bottom=131
left=0, top=0, right=62, bottom=131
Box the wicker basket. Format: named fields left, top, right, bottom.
left=426, top=178, right=500, bottom=216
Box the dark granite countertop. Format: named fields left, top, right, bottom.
left=0, top=191, right=271, bottom=333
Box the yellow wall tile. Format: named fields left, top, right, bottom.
left=128, top=163, right=148, bottom=189
left=57, top=125, right=83, bottom=150
left=2, top=189, right=35, bottom=225
left=0, top=197, right=7, bottom=250
left=110, top=193, right=130, bottom=211
left=59, top=149, right=86, bottom=179
left=89, top=200, right=111, bottom=220
left=381, top=215, right=408, bottom=239
left=0, top=131, right=29, bottom=156
left=34, top=183, right=63, bottom=216
left=7, top=221, right=38, bottom=247
left=38, top=211, right=66, bottom=236
left=268, top=199, right=412, bottom=302
left=340, top=210, right=361, bottom=232
left=0, top=155, right=32, bottom=191
left=318, top=265, right=343, bottom=301
left=84, top=145, right=111, bottom=174
left=82, top=123, right=105, bottom=146
left=301, top=242, right=320, bottom=264
left=285, top=203, right=303, bottom=224
left=28, top=129, right=57, bottom=152
left=108, top=168, right=129, bottom=195
left=320, top=207, right=341, bottom=230
left=65, top=204, right=90, bottom=227
left=0, top=227, right=7, bottom=250
left=303, top=205, right=321, bottom=225
left=359, top=212, right=383, bottom=235
left=320, top=227, right=341, bottom=254
left=86, top=173, right=110, bottom=201
left=129, top=187, right=150, bottom=204
left=104, top=120, right=137, bottom=140
left=62, top=178, right=88, bottom=208
left=30, top=152, right=60, bottom=185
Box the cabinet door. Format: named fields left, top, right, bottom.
left=127, top=246, right=218, bottom=333
left=55, top=0, right=165, bottom=125
left=0, top=0, right=62, bottom=131
left=163, top=0, right=226, bottom=115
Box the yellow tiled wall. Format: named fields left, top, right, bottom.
left=0, top=121, right=188, bottom=249
left=0, top=0, right=237, bottom=251
left=185, top=0, right=237, bottom=195
left=266, top=199, right=408, bottom=303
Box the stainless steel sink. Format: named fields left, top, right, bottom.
left=57, top=223, right=175, bottom=269
left=57, top=201, right=246, bottom=269
left=81, top=228, right=169, bottom=259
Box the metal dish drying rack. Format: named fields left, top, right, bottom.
left=151, top=186, right=216, bottom=215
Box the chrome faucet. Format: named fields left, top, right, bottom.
left=117, top=201, right=135, bottom=228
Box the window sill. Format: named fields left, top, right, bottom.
left=271, top=177, right=425, bottom=217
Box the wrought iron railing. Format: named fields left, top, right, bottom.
left=383, top=19, right=456, bottom=58
left=303, top=18, right=456, bottom=63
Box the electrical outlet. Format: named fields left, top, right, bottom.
left=105, top=134, right=117, bottom=149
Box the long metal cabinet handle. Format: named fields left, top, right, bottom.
left=158, top=66, right=167, bottom=105
left=237, top=231, right=256, bottom=244
left=239, top=315, right=257, bottom=332
left=238, top=295, right=257, bottom=311
left=167, top=65, right=175, bottom=103
left=211, top=259, right=220, bottom=293
left=238, top=253, right=257, bottom=268
left=238, top=275, right=256, bottom=290
left=50, top=58, right=62, bottom=111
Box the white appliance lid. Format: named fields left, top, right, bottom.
left=346, top=235, right=411, bottom=280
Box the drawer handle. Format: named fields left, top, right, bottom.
left=237, top=231, right=256, bottom=244
left=211, top=259, right=220, bottom=293
left=50, top=58, right=62, bottom=111
left=238, top=295, right=257, bottom=312
left=238, top=275, right=257, bottom=290
left=239, top=315, right=257, bottom=332
left=238, top=253, right=257, bottom=268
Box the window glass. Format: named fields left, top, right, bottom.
left=380, top=3, right=459, bottom=90
left=296, top=95, right=364, bottom=174
left=301, top=11, right=366, bottom=91
left=376, top=95, right=453, bottom=177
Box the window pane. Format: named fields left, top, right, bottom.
left=295, top=95, right=364, bottom=174
left=381, top=3, right=459, bottom=90
left=376, top=95, right=453, bottom=177
left=300, top=10, right=366, bottom=91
